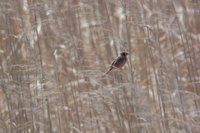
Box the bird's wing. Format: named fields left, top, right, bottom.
left=111, top=59, right=116, bottom=65
left=110, top=56, right=120, bottom=66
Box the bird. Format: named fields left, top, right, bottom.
left=105, top=51, right=128, bottom=74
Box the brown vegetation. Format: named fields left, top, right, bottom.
left=0, top=0, right=200, bottom=133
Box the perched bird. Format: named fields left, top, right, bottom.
left=105, top=51, right=128, bottom=74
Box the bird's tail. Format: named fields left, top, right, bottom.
left=105, top=67, right=113, bottom=74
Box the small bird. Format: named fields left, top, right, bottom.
left=105, top=51, right=128, bottom=74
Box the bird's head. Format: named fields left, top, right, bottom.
left=120, top=52, right=128, bottom=56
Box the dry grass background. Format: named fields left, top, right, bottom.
left=0, top=0, right=200, bottom=133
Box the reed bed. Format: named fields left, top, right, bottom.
left=0, top=0, right=200, bottom=133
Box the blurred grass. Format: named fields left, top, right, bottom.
left=0, top=0, right=200, bottom=133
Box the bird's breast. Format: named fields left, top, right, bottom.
left=114, top=57, right=127, bottom=68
